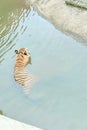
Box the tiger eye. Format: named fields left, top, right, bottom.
left=24, top=51, right=27, bottom=55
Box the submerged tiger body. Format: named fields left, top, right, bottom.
left=14, top=48, right=35, bottom=94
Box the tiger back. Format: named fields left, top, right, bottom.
left=14, top=48, right=35, bottom=94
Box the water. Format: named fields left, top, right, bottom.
left=0, top=0, right=87, bottom=130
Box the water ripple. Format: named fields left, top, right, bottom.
left=0, top=1, right=30, bottom=63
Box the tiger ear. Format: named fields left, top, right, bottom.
left=15, top=50, right=18, bottom=54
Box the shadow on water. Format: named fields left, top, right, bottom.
left=0, top=110, right=4, bottom=115
left=0, top=0, right=30, bottom=63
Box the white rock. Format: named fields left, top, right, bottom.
left=30, top=0, right=87, bottom=44
left=0, top=115, right=43, bottom=130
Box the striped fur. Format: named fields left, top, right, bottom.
left=14, top=48, right=34, bottom=94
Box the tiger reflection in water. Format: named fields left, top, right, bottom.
left=14, top=48, right=35, bottom=94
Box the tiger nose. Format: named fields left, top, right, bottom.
left=29, top=56, right=32, bottom=64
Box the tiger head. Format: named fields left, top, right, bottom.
left=15, top=48, right=31, bottom=66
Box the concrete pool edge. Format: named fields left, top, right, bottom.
left=0, top=115, right=43, bottom=130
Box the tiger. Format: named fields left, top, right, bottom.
left=14, top=48, right=35, bottom=94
